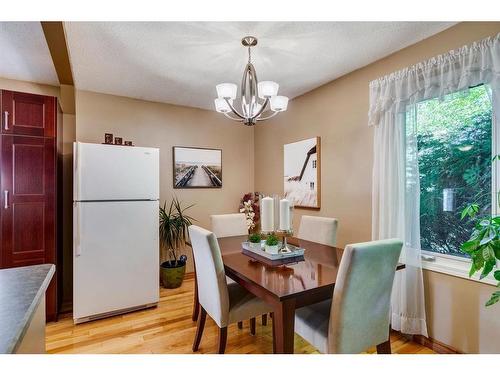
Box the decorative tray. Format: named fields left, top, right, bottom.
left=241, top=241, right=305, bottom=266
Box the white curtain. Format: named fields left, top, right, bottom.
left=370, top=33, right=500, bottom=336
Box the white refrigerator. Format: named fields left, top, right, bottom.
left=73, top=142, right=160, bottom=323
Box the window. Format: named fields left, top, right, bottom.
left=409, top=85, right=494, bottom=258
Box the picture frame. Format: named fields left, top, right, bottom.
left=283, top=137, right=321, bottom=209
left=173, top=146, right=223, bottom=189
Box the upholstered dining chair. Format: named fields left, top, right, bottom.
left=210, top=213, right=248, bottom=238
left=188, top=225, right=273, bottom=353
left=298, top=215, right=338, bottom=247
left=294, top=239, right=403, bottom=354
left=209, top=213, right=267, bottom=330
left=192, top=214, right=249, bottom=321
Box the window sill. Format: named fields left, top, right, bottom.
left=421, top=252, right=498, bottom=286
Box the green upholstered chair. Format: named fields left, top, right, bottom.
left=294, top=239, right=403, bottom=353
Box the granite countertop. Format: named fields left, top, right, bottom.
left=0, top=264, right=55, bottom=354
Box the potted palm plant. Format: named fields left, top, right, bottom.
left=159, top=197, right=195, bottom=289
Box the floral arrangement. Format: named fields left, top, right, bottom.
left=239, top=192, right=260, bottom=232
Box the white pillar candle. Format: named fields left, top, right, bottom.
left=261, top=196, right=274, bottom=232
left=273, top=195, right=280, bottom=231
left=279, top=198, right=291, bottom=231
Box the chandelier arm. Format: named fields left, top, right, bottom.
left=252, top=98, right=269, bottom=119
left=223, top=112, right=244, bottom=122
left=256, top=111, right=279, bottom=121
left=224, top=98, right=246, bottom=120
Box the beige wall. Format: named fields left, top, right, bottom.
left=75, top=90, right=254, bottom=273
left=254, top=22, right=500, bottom=353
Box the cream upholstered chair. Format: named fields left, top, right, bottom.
left=210, top=213, right=248, bottom=238
left=298, top=215, right=338, bottom=247
left=189, top=225, right=273, bottom=353
left=209, top=213, right=266, bottom=330
left=294, top=239, right=403, bottom=354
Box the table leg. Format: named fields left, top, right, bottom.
left=272, top=299, right=296, bottom=354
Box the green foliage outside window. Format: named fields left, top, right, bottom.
left=414, top=85, right=492, bottom=257
left=413, top=85, right=500, bottom=306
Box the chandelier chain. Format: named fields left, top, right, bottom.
left=248, top=46, right=251, bottom=63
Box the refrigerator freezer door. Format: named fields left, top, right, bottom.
left=73, top=200, right=159, bottom=321
left=74, top=142, right=159, bottom=201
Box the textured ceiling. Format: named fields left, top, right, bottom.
left=0, top=22, right=59, bottom=85
left=65, top=22, right=455, bottom=110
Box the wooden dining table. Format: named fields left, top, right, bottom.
left=188, top=235, right=404, bottom=354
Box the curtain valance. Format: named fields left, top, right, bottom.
left=368, top=32, right=500, bottom=126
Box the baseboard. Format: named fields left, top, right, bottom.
left=412, top=334, right=462, bottom=354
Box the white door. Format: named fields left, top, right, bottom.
left=74, top=142, right=159, bottom=201
left=73, top=200, right=159, bottom=321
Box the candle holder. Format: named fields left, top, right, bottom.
left=276, top=229, right=293, bottom=253
left=259, top=193, right=294, bottom=253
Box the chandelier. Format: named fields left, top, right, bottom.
left=214, top=36, right=289, bottom=126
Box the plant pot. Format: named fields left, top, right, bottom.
left=265, top=244, right=279, bottom=254
left=249, top=242, right=262, bottom=251
left=160, top=260, right=186, bottom=289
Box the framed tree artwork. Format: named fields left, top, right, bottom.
left=283, top=137, right=321, bottom=209
left=173, top=146, right=222, bottom=188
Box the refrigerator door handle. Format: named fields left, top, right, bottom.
left=75, top=203, right=82, bottom=257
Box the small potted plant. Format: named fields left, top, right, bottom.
left=264, top=233, right=280, bottom=254
left=248, top=233, right=262, bottom=251
left=159, top=197, right=195, bottom=289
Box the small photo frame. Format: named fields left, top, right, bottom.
left=114, top=137, right=123, bottom=145
left=104, top=133, right=113, bottom=144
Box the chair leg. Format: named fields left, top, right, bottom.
left=261, top=314, right=267, bottom=326
left=192, top=307, right=207, bottom=352
left=238, top=321, right=243, bottom=329
left=192, top=259, right=199, bottom=321
left=376, top=339, right=391, bottom=354
left=250, top=317, right=256, bottom=336
left=218, top=327, right=228, bottom=354
left=192, top=300, right=200, bottom=322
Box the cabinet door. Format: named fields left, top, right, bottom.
left=1, top=90, right=56, bottom=137
left=0, top=135, right=57, bottom=319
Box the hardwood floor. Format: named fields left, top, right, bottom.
left=46, top=275, right=435, bottom=354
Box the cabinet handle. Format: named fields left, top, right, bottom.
left=4, top=190, right=8, bottom=209
left=3, top=111, right=8, bottom=130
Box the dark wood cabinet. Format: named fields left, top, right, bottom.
left=0, top=90, right=59, bottom=322
left=1, top=90, right=56, bottom=137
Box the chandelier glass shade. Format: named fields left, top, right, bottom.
left=214, top=36, right=289, bottom=126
